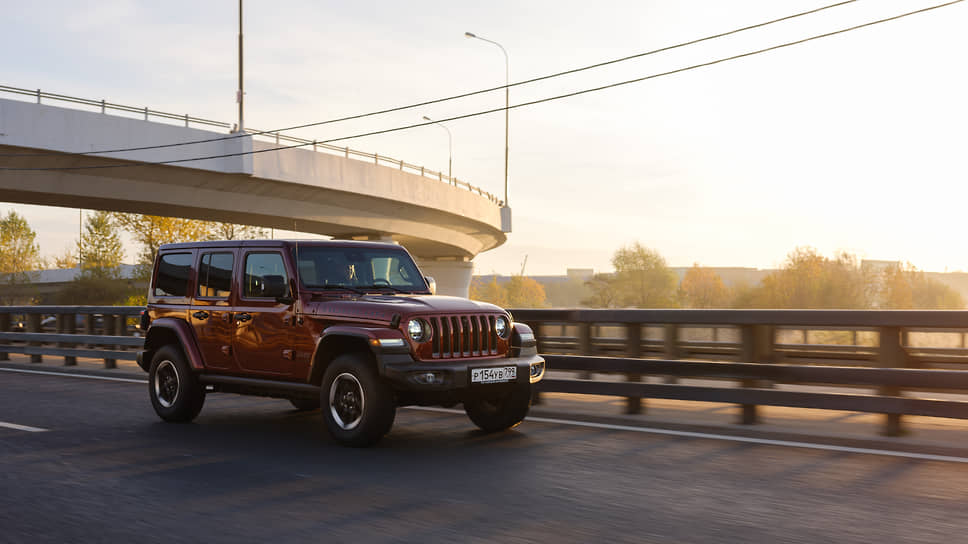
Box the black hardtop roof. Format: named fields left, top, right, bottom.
left=158, top=239, right=406, bottom=251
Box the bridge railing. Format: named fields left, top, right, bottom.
left=511, top=308, right=968, bottom=436
left=0, top=84, right=501, bottom=205
left=0, top=306, right=143, bottom=369
left=8, top=305, right=968, bottom=437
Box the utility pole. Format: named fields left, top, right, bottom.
left=237, top=0, right=244, bottom=132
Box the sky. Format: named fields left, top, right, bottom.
left=0, top=0, right=965, bottom=276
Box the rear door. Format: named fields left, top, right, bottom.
left=233, top=249, right=295, bottom=375
left=190, top=250, right=238, bottom=371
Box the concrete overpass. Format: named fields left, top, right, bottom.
left=0, top=93, right=510, bottom=296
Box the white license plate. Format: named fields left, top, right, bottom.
left=471, top=366, right=517, bottom=384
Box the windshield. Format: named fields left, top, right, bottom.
left=294, top=246, right=428, bottom=293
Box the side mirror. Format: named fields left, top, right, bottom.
left=424, top=276, right=437, bottom=295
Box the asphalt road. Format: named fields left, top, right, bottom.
left=3, top=370, right=968, bottom=543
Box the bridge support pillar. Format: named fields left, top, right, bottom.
left=414, top=258, right=473, bottom=298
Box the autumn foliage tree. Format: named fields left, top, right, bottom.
left=582, top=242, right=678, bottom=308
left=0, top=211, right=42, bottom=303
left=679, top=264, right=729, bottom=308
left=878, top=262, right=963, bottom=309
left=469, top=275, right=547, bottom=308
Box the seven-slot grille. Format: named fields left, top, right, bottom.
left=427, top=314, right=500, bottom=359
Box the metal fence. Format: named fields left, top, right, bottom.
left=0, top=306, right=143, bottom=369
left=511, top=309, right=968, bottom=435
left=0, top=84, right=501, bottom=204
left=7, top=305, right=968, bottom=436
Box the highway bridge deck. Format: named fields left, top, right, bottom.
left=3, top=360, right=968, bottom=542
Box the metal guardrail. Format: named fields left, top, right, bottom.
left=0, top=84, right=502, bottom=205
left=0, top=306, right=143, bottom=368
left=9, top=305, right=968, bottom=437
left=511, top=309, right=968, bottom=436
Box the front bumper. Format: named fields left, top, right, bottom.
left=382, top=353, right=545, bottom=391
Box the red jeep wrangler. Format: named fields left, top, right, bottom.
left=137, top=240, right=545, bottom=446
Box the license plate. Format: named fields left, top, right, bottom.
left=471, top=366, right=516, bottom=384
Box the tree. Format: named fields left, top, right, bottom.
left=210, top=222, right=269, bottom=240
left=879, top=262, right=963, bottom=309
left=680, top=264, right=729, bottom=308
left=609, top=242, right=679, bottom=308
left=112, top=213, right=213, bottom=272
left=79, top=211, right=125, bottom=279
left=504, top=276, right=548, bottom=308
left=469, top=276, right=508, bottom=307
left=0, top=211, right=42, bottom=302
left=469, top=275, right=548, bottom=308
left=51, top=244, right=78, bottom=269
left=581, top=273, right=620, bottom=308
left=747, top=247, right=872, bottom=309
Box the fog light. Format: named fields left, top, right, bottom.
left=411, top=371, right=445, bottom=385
left=530, top=361, right=545, bottom=379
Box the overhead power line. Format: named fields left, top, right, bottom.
left=0, top=0, right=960, bottom=173
left=0, top=0, right=858, bottom=159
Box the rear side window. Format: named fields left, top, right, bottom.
left=243, top=252, right=288, bottom=298
left=154, top=253, right=193, bottom=297
left=198, top=252, right=234, bottom=298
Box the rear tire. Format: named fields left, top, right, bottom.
left=289, top=397, right=321, bottom=411
left=464, top=385, right=531, bottom=433
left=149, top=344, right=205, bottom=423
left=320, top=353, right=396, bottom=447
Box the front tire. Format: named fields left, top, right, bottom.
left=320, top=353, right=396, bottom=447
left=149, top=345, right=205, bottom=422
left=464, top=385, right=531, bottom=433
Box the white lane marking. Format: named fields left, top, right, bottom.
left=0, top=421, right=47, bottom=432
left=0, top=367, right=147, bottom=384
left=407, top=406, right=968, bottom=465
left=5, top=367, right=968, bottom=464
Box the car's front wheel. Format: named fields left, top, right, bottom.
left=464, top=385, right=531, bottom=433
left=148, top=345, right=205, bottom=422
left=320, top=353, right=396, bottom=447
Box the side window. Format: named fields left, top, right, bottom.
left=243, top=252, right=289, bottom=298
left=197, top=252, right=234, bottom=298
left=154, top=253, right=193, bottom=297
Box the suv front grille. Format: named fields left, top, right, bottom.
left=428, top=314, right=499, bottom=359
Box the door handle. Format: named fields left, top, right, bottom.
left=236, top=313, right=252, bottom=323
left=192, top=311, right=210, bottom=320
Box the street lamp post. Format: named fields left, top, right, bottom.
left=422, top=115, right=452, bottom=182
left=237, top=0, right=244, bottom=132
left=464, top=31, right=509, bottom=208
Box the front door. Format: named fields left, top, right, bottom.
left=233, top=250, right=294, bottom=375
left=190, top=250, right=237, bottom=371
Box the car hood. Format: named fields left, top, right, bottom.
left=301, top=294, right=506, bottom=323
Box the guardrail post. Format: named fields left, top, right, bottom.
left=101, top=99, right=106, bottom=114
left=103, top=315, right=117, bottom=369
left=663, top=324, right=680, bottom=385
left=27, top=313, right=42, bottom=363
left=578, top=322, right=593, bottom=379
left=879, top=326, right=905, bottom=436
left=37, top=89, right=41, bottom=104
left=144, top=106, right=148, bottom=121
left=0, top=313, right=9, bottom=361
left=625, top=323, right=644, bottom=414
left=739, top=325, right=759, bottom=424
left=61, top=312, right=77, bottom=366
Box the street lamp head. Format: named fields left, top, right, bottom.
left=422, top=115, right=432, bottom=121
left=464, top=31, right=476, bottom=38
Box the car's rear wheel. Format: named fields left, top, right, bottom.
left=320, top=353, right=395, bottom=447
left=149, top=345, right=205, bottom=422
left=464, top=385, right=531, bottom=433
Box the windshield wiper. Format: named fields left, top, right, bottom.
left=320, top=284, right=365, bottom=295
left=357, top=284, right=409, bottom=294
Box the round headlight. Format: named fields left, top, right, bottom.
left=407, top=319, right=426, bottom=342
left=494, top=316, right=509, bottom=338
